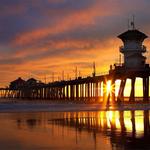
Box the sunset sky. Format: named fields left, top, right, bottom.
left=0, top=0, right=150, bottom=87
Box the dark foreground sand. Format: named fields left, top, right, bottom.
left=0, top=98, right=150, bottom=112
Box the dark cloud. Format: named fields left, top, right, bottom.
left=0, top=0, right=150, bottom=85
left=0, top=0, right=97, bottom=44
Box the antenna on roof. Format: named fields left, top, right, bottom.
left=73, top=66, right=78, bottom=79
left=62, top=70, right=64, bottom=81
left=92, top=62, right=96, bottom=77
left=79, top=71, right=81, bottom=77
left=44, top=75, right=47, bottom=84
left=131, top=15, right=135, bottom=30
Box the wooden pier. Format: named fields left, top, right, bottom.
left=0, top=27, right=150, bottom=104
left=0, top=63, right=150, bottom=104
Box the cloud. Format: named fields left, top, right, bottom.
left=0, top=0, right=150, bottom=86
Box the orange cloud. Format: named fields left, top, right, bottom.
left=0, top=37, right=122, bottom=86
left=0, top=0, right=150, bottom=87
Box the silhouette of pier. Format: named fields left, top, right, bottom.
left=0, top=66, right=149, bottom=103
left=0, top=27, right=150, bottom=104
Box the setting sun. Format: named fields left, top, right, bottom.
left=107, top=80, right=112, bottom=96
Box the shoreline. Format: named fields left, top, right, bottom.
left=0, top=99, right=150, bottom=113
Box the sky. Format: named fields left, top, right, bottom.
left=0, top=0, right=150, bottom=87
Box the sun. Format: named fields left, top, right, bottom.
left=107, top=80, right=112, bottom=96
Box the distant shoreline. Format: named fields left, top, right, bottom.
left=0, top=98, right=150, bottom=113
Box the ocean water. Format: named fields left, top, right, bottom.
left=0, top=110, right=149, bottom=150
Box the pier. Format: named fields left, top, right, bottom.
left=0, top=27, right=150, bottom=104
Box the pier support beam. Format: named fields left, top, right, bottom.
left=143, top=77, right=149, bottom=102
left=76, top=84, right=79, bottom=101
left=117, top=78, right=126, bottom=103
left=129, top=77, right=135, bottom=102
left=95, top=82, right=98, bottom=102
left=66, top=85, right=69, bottom=100
left=103, top=80, right=107, bottom=103
left=111, top=79, right=115, bottom=104
left=70, top=85, right=74, bottom=101
left=87, top=83, right=90, bottom=100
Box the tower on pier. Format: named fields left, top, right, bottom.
left=118, top=27, right=148, bottom=70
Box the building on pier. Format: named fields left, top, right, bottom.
left=9, top=77, right=26, bottom=89
left=118, top=29, right=148, bottom=69
left=110, top=27, right=149, bottom=73
left=26, top=78, right=38, bottom=86
left=109, top=26, right=150, bottom=102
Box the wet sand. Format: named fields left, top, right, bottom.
left=0, top=98, right=150, bottom=112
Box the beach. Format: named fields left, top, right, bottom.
left=0, top=98, right=150, bottom=112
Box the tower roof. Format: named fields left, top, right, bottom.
left=118, top=29, right=148, bottom=41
